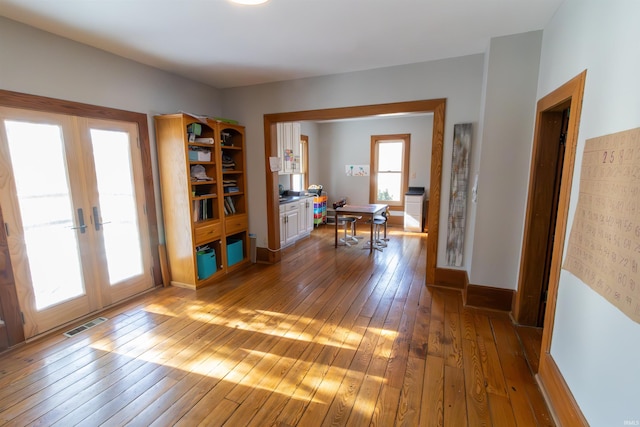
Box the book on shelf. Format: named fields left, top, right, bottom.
left=223, top=196, right=237, bottom=215
left=226, top=196, right=236, bottom=214
left=193, top=200, right=199, bottom=222
left=193, top=199, right=214, bottom=222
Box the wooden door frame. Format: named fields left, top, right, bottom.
left=514, top=71, right=585, bottom=328
left=263, top=99, right=446, bottom=284
left=0, top=90, right=161, bottom=339
left=515, top=71, right=588, bottom=425
left=0, top=90, right=160, bottom=287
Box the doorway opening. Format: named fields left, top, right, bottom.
left=515, top=103, right=570, bottom=327
left=513, top=71, right=586, bottom=371
left=263, top=99, right=445, bottom=284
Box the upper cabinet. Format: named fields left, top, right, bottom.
left=277, top=122, right=301, bottom=174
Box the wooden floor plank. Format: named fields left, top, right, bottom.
left=427, top=289, right=444, bottom=358
left=515, top=324, right=542, bottom=374
left=461, top=335, right=492, bottom=425
left=444, top=300, right=463, bottom=369
left=0, top=226, right=554, bottom=426
left=294, top=315, right=371, bottom=427
left=491, top=316, right=542, bottom=427
left=395, top=355, right=425, bottom=426
left=487, top=392, right=518, bottom=427
left=420, top=355, right=444, bottom=427
left=473, top=312, right=509, bottom=398
left=409, top=285, right=432, bottom=360
left=443, top=365, right=467, bottom=426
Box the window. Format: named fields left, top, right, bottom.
left=291, top=134, right=309, bottom=192
left=370, top=134, right=410, bottom=206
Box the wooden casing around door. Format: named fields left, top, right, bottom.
left=0, top=204, right=25, bottom=350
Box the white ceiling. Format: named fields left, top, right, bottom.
left=0, top=0, right=563, bottom=89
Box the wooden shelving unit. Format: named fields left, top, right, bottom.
left=154, top=113, right=249, bottom=289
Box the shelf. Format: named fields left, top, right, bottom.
left=188, top=142, right=216, bottom=148
left=192, top=194, right=217, bottom=201
left=155, top=113, right=247, bottom=290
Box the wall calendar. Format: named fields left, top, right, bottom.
left=563, top=127, right=640, bottom=323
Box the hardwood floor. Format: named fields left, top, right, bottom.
left=0, top=226, right=553, bottom=426
left=515, top=325, right=543, bottom=375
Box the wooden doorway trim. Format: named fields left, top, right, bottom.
left=514, top=71, right=585, bottom=331
left=516, top=71, right=588, bottom=425
left=0, top=90, right=161, bottom=288
left=263, top=99, right=446, bottom=284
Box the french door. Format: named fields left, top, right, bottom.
left=0, top=107, right=153, bottom=338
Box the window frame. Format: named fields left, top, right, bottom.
left=369, top=134, right=411, bottom=207
left=290, top=134, right=309, bottom=191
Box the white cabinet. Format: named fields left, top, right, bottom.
left=280, top=197, right=313, bottom=247
left=280, top=202, right=299, bottom=247
left=277, top=122, right=301, bottom=175
left=298, top=197, right=314, bottom=236
left=404, top=193, right=425, bottom=232
left=279, top=206, right=285, bottom=247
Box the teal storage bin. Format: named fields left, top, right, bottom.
left=227, top=238, right=243, bottom=267
left=196, top=249, right=216, bottom=280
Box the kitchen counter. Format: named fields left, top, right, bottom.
left=279, top=194, right=313, bottom=204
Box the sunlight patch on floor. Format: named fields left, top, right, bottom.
left=175, top=306, right=361, bottom=350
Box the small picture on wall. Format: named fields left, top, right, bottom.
left=345, top=165, right=369, bottom=176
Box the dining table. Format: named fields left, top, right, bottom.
left=334, top=203, right=388, bottom=253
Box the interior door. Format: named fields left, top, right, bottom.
left=0, top=107, right=153, bottom=338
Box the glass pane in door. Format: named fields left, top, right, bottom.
left=90, top=128, right=143, bottom=285
left=4, top=121, right=85, bottom=310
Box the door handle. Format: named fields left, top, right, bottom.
left=92, top=206, right=111, bottom=231
left=71, top=208, right=87, bottom=233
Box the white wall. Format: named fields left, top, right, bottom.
left=315, top=115, right=432, bottom=206
left=0, top=17, right=223, bottom=239
left=538, top=1, right=640, bottom=425
left=221, top=55, right=484, bottom=267
left=469, top=31, right=543, bottom=289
